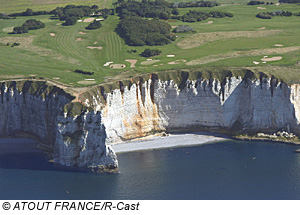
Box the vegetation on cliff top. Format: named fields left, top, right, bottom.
left=78, top=67, right=283, bottom=105
left=1, top=1, right=300, bottom=86
left=0, top=81, right=74, bottom=99
left=63, top=102, right=93, bottom=117
left=0, top=80, right=88, bottom=117
left=0, top=67, right=296, bottom=117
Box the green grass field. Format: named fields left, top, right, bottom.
left=1, top=1, right=300, bottom=86
left=0, top=0, right=280, bottom=14
left=0, top=0, right=113, bottom=14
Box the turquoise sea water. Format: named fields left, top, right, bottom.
left=1, top=138, right=300, bottom=200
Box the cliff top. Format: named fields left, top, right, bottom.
left=0, top=67, right=298, bottom=117
left=1, top=2, right=300, bottom=86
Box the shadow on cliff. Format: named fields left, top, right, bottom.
left=159, top=74, right=299, bottom=135
left=221, top=76, right=298, bottom=134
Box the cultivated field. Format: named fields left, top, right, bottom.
left=1, top=1, right=300, bottom=85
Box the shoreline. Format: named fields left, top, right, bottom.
left=111, top=132, right=230, bottom=154
left=233, top=136, right=300, bottom=146
left=111, top=131, right=300, bottom=154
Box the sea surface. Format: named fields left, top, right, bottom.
left=1, top=138, right=300, bottom=200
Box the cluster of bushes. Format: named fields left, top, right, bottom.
left=116, top=0, right=172, bottom=19
left=52, top=5, right=114, bottom=26
left=173, top=25, right=195, bottom=33
left=248, top=1, right=277, bottom=5
left=13, top=19, right=45, bottom=34
left=209, top=11, right=234, bottom=18
left=118, top=16, right=174, bottom=46
left=127, top=49, right=137, bottom=53
left=52, top=5, right=93, bottom=25
left=180, top=10, right=233, bottom=22
left=256, top=10, right=293, bottom=19
left=6, top=42, right=20, bottom=47
left=248, top=1, right=265, bottom=5
left=9, top=8, right=49, bottom=17
left=140, top=49, right=162, bottom=57
left=116, top=0, right=227, bottom=46
left=256, top=12, right=272, bottom=19
left=172, top=1, right=219, bottom=8
left=0, top=13, right=11, bottom=19
left=181, top=11, right=209, bottom=22
left=13, top=26, right=29, bottom=34
left=64, top=16, right=77, bottom=25
left=74, top=69, right=94, bottom=75
left=86, top=20, right=102, bottom=30
left=52, top=5, right=92, bottom=20
left=116, top=0, right=220, bottom=19
left=8, top=5, right=106, bottom=18
left=7, top=5, right=112, bottom=26
left=23, top=19, right=46, bottom=30
left=100, top=8, right=114, bottom=19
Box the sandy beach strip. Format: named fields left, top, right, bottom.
left=112, top=132, right=229, bottom=153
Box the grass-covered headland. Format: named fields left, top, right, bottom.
left=0, top=0, right=300, bottom=87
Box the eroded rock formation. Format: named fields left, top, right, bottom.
left=0, top=81, right=118, bottom=172
left=1, top=70, right=300, bottom=172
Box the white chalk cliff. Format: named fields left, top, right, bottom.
left=1, top=71, right=300, bottom=172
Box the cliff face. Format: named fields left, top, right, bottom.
left=54, top=111, right=117, bottom=171
left=83, top=75, right=300, bottom=144
left=156, top=77, right=297, bottom=133
left=1, top=71, right=300, bottom=172
left=0, top=81, right=118, bottom=172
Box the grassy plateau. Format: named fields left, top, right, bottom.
left=1, top=0, right=300, bottom=87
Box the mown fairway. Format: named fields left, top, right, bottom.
left=1, top=2, right=300, bottom=85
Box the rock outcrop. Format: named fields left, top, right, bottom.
left=1, top=69, right=300, bottom=172
left=0, top=81, right=118, bottom=172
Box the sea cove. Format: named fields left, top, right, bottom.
left=1, top=138, right=300, bottom=200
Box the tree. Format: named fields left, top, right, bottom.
left=247, top=1, right=265, bottom=5
left=172, top=8, right=179, bottom=15
left=86, top=20, right=102, bottom=30
left=0, top=13, right=11, bottom=19
left=116, top=0, right=172, bottom=19
left=22, top=19, right=45, bottom=30
left=118, top=16, right=172, bottom=46
left=91, top=5, right=99, bottom=10
left=172, top=1, right=219, bottom=8
left=256, top=12, right=272, bottom=19
left=181, top=10, right=233, bottom=22
left=64, top=16, right=77, bottom=26
left=101, top=8, right=113, bottom=19
left=159, top=12, right=170, bottom=19
left=140, top=49, right=162, bottom=57
left=24, top=8, right=33, bottom=16
left=13, top=26, right=28, bottom=34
